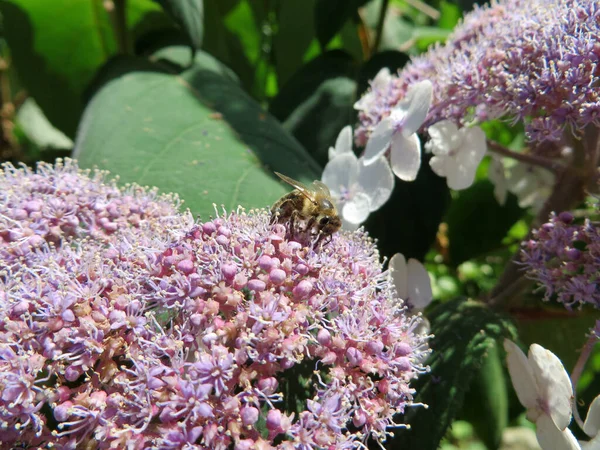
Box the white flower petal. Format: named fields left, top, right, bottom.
left=341, top=192, right=371, bottom=224
left=407, top=258, right=433, bottom=310
left=504, top=340, right=539, bottom=411
left=401, top=80, right=433, bottom=137
left=322, top=153, right=359, bottom=197
left=536, top=414, right=580, bottom=450
left=426, top=120, right=458, bottom=156
left=354, top=96, right=369, bottom=110
left=363, top=117, right=394, bottom=165
left=353, top=69, right=392, bottom=110
left=328, top=146, right=337, bottom=160
left=529, top=344, right=573, bottom=431
left=445, top=157, right=477, bottom=190
left=390, top=132, right=421, bottom=181
left=372, top=68, right=392, bottom=90
left=356, top=157, right=394, bottom=212
left=488, top=157, right=508, bottom=205
left=341, top=218, right=360, bottom=231
left=580, top=434, right=600, bottom=450
left=445, top=131, right=485, bottom=190
left=331, top=125, right=353, bottom=160
left=456, top=127, right=487, bottom=167
left=584, top=395, right=600, bottom=437
left=389, top=253, right=408, bottom=300
left=429, top=155, right=449, bottom=178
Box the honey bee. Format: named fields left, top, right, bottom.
left=270, top=172, right=342, bottom=243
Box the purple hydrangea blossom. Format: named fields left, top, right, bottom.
left=522, top=211, right=600, bottom=309
left=0, top=160, right=430, bottom=449
left=355, top=0, right=600, bottom=147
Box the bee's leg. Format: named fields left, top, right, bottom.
left=271, top=199, right=292, bottom=225
left=305, top=217, right=316, bottom=236
left=289, top=210, right=300, bottom=236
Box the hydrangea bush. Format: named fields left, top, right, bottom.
left=0, top=161, right=429, bottom=448
left=3, top=0, right=600, bottom=448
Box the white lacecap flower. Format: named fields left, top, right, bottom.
left=504, top=340, right=579, bottom=450
left=389, top=253, right=432, bottom=311
left=353, top=68, right=392, bottom=111
left=322, top=152, right=394, bottom=230
left=425, top=120, right=487, bottom=190
left=509, top=162, right=554, bottom=211
left=363, top=80, right=433, bottom=182
left=388, top=253, right=432, bottom=336
left=487, top=158, right=555, bottom=211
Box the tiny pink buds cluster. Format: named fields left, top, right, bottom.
left=0, top=160, right=430, bottom=449
left=521, top=211, right=600, bottom=310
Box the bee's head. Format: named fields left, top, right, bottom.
left=317, top=214, right=342, bottom=235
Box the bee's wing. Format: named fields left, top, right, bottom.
left=311, top=180, right=332, bottom=197
left=274, top=172, right=318, bottom=202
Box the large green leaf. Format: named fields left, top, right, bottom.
left=154, top=0, right=203, bottom=49
left=461, top=341, right=508, bottom=450
left=270, top=51, right=358, bottom=167
left=74, top=51, right=320, bottom=218
left=389, top=298, right=517, bottom=449
left=0, top=0, right=167, bottom=137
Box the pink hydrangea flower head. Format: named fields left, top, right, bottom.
left=0, top=161, right=430, bottom=448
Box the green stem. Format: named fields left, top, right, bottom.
left=571, top=331, right=598, bottom=431
left=371, top=0, right=389, bottom=55
left=105, top=0, right=131, bottom=55
left=487, top=140, right=564, bottom=174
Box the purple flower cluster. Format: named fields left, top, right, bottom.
left=355, top=0, right=600, bottom=146
left=0, top=160, right=429, bottom=449
left=1, top=158, right=183, bottom=262
left=522, top=211, right=600, bottom=309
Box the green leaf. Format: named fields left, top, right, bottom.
left=516, top=306, right=600, bottom=371
left=390, top=298, right=517, bottom=449
left=461, top=341, right=508, bottom=450
left=446, top=180, right=523, bottom=266
left=273, top=0, right=317, bottom=86
left=282, top=77, right=356, bottom=167
left=202, top=0, right=260, bottom=97
left=363, top=155, right=450, bottom=261
left=314, top=0, right=366, bottom=48
left=0, top=0, right=166, bottom=137
left=438, top=1, right=462, bottom=30
left=74, top=50, right=320, bottom=218
left=270, top=50, right=358, bottom=167
left=154, top=0, right=203, bottom=49
left=16, top=98, right=73, bottom=150
left=412, top=26, right=452, bottom=52
left=280, top=360, right=317, bottom=418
